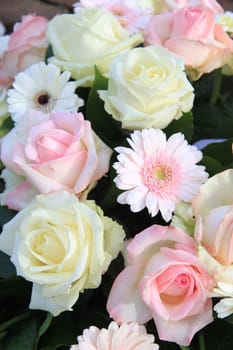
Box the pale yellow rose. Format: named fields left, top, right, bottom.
left=0, top=190, right=125, bottom=316
left=134, top=0, right=166, bottom=13
left=99, top=45, right=194, bottom=130
left=193, top=169, right=233, bottom=318
left=171, top=201, right=195, bottom=236
left=197, top=245, right=233, bottom=318
left=47, top=8, right=142, bottom=87
left=216, top=11, right=233, bottom=34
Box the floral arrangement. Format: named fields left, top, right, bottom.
left=0, top=0, right=233, bottom=349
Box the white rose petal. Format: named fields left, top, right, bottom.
left=99, top=45, right=194, bottom=130
left=0, top=191, right=125, bottom=316
left=47, top=8, right=142, bottom=86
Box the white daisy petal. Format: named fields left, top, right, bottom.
left=71, top=322, right=159, bottom=350
left=7, top=62, right=83, bottom=123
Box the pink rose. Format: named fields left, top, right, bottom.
left=105, top=3, right=152, bottom=33
left=0, top=111, right=112, bottom=205
left=0, top=15, right=48, bottom=89
left=0, top=168, right=38, bottom=211
left=107, top=225, right=214, bottom=346
left=74, top=0, right=152, bottom=33
left=163, top=0, right=223, bottom=14
left=144, top=6, right=233, bottom=78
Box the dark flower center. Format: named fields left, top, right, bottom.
left=37, top=94, right=50, bottom=105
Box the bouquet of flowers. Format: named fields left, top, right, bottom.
left=0, top=0, right=233, bottom=349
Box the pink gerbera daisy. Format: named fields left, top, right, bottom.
left=70, top=321, right=159, bottom=350
left=114, top=129, right=208, bottom=222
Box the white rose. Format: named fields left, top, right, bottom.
left=134, top=0, right=166, bottom=13
left=197, top=245, right=233, bottom=318
left=99, top=45, right=194, bottom=130
left=171, top=201, right=195, bottom=236
left=0, top=190, right=125, bottom=316
left=216, top=11, right=233, bottom=33
left=47, top=8, right=142, bottom=87
left=193, top=169, right=233, bottom=318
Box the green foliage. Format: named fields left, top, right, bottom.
left=45, top=45, right=54, bottom=63
left=86, top=66, right=124, bottom=148
left=202, top=138, right=233, bottom=167
left=164, top=112, right=193, bottom=142
left=0, top=116, right=14, bottom=140
left=39, top=313, right=77, bottom=350
left=0, top=252, right=16, bottom=278
left=3, top=317, right=40, bottom=350
left=0, top=206, right=16, bottom=230
left=34, top=313, right=53, bottom=350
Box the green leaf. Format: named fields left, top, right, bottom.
left=199, top=155, right=223, bottom=177
left=0, top=251, right=16, bottom=278
left=86, top=66, right=123, bottom=148
left=164, top=112, right=193, bottom=142
left=0, top=206, right=16, bottom=230
left=203, top=319, right=233, bottom=350
left=45, top=45, right=54, bottom=63
left=4, top=317, right=40, bottom=350
left=39, top=312, right=77, bottom=350
left=0, top=116, right=14, bottom=138
left=201, top=138, right=233, bottom=168
left=192, top=70, right=215, bottom=102
left=193, top=103, right=233, bottom=140
left=34, top=313, right=53, bottom=350
left=0, top=276, right=31, bottom=307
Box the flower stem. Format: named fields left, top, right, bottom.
left=179, top=346, right=191, bottom=350
left=209, top=68, right=222, bottom=105
left=0, top=312, right=31, bottom=333
left=198, top=332, right=206, bottom=350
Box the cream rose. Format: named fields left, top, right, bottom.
left=47, top=8, right=142, bottom=87
left=193, top=169, right=233, bottom=265
left=192, top=169, right=233, bottom=317
left=0, top=190, right=125, bottom=316
left=99, top=45, right=194, bottom=130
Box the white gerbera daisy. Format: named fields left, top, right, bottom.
left=7, top=62, right=84, bottom=122
left=71, top=322, right=159, bottom=350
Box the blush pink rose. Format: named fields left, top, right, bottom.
left=107, top=225, right=214, bottom=346
left=144, top=6, right=233, bottom=79
left=163, top=0, right=223, bottom=14
left=105, top=3, right=152, bottom=33
left=74, top=0, right=152, bottom=34
left=0, top=15, right=48, bottom=89
left=0, top=168, right=39, bottom=211
left=0, top=111, right=112, bottom=204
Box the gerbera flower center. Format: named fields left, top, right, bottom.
left=154, top=166, right=167, bottom=180
left=33, top=90, right=56, bottom=113
left=38, top=94, right=50, bottom=105
left=141, top=161, right=172, bottom=192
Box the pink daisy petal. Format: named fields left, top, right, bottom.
left=114, top=129, right=208, bottom=221
left=71, top=321, right=159, bottom=350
